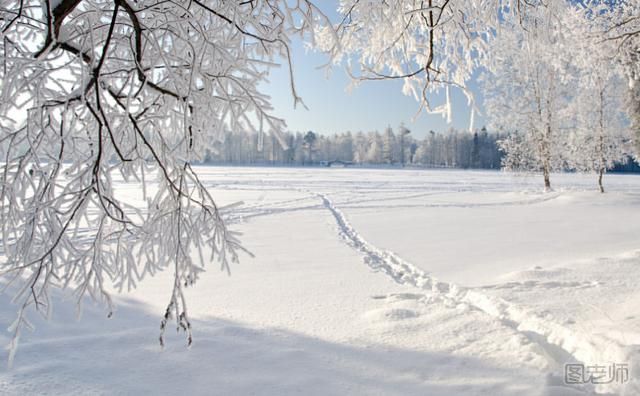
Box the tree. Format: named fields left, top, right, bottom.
left=483, top=2, right=573, bottom=190
left=471, top=131, right=481, bottom=169
left=614, top=6, right=640, bottom=158
left=353, top=131, right=368, bottom=164
left=563, top=4, right=633, bottom=192
left=303, top=131, right=317, bottom=165
left=398, top=125, right=411, bottom=167
left=628, top=79, right=640, bottom=158
left=366, top=132, right=384, bottom=164
left=337, top=132, right=354, bottom=162
left=382, top=126, right=397, bottom=164
left=577, top=1, right=640, bottom=158
left=0, top=0, right=335, bottom=359
left=317, top=1, right=527, bottom=117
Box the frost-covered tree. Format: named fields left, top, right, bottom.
left=320, top=0, right=477, bottom=114
left=353, top=131, right=368, bottom=164
left=611, top=4, right=640, bottom=157
left=577, top=1, right=639, bottom=158
left=382, top=126, right=397, bottom=164
left=398, top=125, right=411, bottom=167
left=0, top=0, right=335, bottom=358
left=366, top=131, right=384, bottom=164
left=316, top=1, right=555, bottom=122
left=564, top=4, right=633, bottom=192
left=336, top=132, right=354, bottom=162
left=414, top=136, right=430, bottom=165
left=628, top=80, right=640, bottom=158
left=483, top=2, right=573, bottom=190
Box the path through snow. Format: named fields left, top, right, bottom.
left=317, top=191, right=639, bottom=395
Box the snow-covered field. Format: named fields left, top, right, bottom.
left=1, top=167, right=639, bottom=395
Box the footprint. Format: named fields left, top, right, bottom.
left=389, top=293, right=425, bottom=300
left=384, top=308, right=420, bottom=321
left=362, top=308, right=420, bottom=322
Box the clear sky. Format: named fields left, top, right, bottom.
left=261, top=2, right=485, bottom=139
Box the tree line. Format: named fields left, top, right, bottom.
left=204, top=124, right=637, bottom=179
left=204, top=127, right=504, bottom=169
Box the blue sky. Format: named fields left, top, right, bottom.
left=261, top=2, right=485, bottom=139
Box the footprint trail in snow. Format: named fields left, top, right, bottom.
left=317, top=192, right=638, bottom=395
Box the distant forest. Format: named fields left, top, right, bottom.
left=205, top=127, right=504, bottom=169
left=204, top=126, right=639, bottom=172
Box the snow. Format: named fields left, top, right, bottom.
left=1, top=167, right=640, bottom=395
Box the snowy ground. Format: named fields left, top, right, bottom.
left=1, top=167, right=639, bottom=395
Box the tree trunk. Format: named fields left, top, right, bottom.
left=542, top=126, right=552, bottom=192
left=543, top=165, right=551, bottom=191
left=598, top=89, right=606, bottom=194
left=598, top=167, right=605, bottom=193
